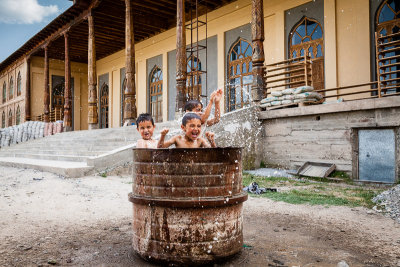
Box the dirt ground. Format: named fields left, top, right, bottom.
left=1, top=166, right=400, bottom=267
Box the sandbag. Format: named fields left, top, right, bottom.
left=282, top=88, right=294, bottom=95
left=271, top=90, right=283, bottom=97
left=261, top=96, right=278, bottom=104
left=294, top=92, right=323, bottom=100
left=294, top=86, right=314, bottom=94
left=282, top=99, right=294, bottom=105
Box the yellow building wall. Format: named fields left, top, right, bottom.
left=96, top=0, right=313, bottom=125
left=11, top=0, right=374, bottom=129
left=30, top=56, right=88, bottom=130
left=336, top=0, right=371, bottom=99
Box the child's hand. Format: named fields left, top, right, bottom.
left=210, top=90, right=218, bottom=102
left=161, top=128, right=169, bottom=136
left=205, top=131, right=214, bottom=141
left=214, top=89, right=223, bottom=103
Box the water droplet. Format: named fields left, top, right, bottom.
left=208, top=245, right=212, bottom=249
left=207, top=250, right=211, bottom=253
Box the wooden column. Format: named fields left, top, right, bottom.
left=25, top=56, right=31, bottom=121
left=64, top=32, right=72, bottom=131
left=175, top=0, right=187, bottom=117
left=251, top=0, right=265, bottom=103
left=88, top=12, right=98, bottom=129
left=43, top=45, right=50, bottom=122
left=124, top=0, right=137, bottom=125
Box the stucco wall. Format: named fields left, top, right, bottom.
left=4, top=0, right=380, bottom=129
left=29, top=56, right=88, bottom=130
left=260, top=96, right=400, bottom=182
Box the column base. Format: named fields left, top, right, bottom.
left=63, top=126, right=73, bottom=132
left=88, top=123, right=99, bottom=130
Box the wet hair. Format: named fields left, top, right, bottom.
left=182, top=113, right=201, bottom=126
left=184, top=100, right=203, bottom=112
left=136, top=113, right=154, bottom=128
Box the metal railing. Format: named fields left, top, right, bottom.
left=264, top=53, right=312, bottom=96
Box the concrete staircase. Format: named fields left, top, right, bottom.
left=0, top=121, right=180, bottom=177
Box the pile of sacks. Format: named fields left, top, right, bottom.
left=0, top=121, right=45, bottom=147
left=260, top=85, right=323, bottom=108
left=44, top=121, right=64, bottom=136
left=0, top=121, right=63, bottom=148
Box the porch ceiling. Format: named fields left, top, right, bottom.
left=0, top=0, right=236, bottom=71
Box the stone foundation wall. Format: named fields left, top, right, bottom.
left=209, top=106, right=262, bottom=170
left=259, top=97, right=400, bottom=180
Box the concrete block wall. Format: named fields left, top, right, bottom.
left=260, top=96, right=400, bottom=179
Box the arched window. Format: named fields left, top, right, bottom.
left=9, top=76, right=13, bottom=99
left=8, top=109, right=12, bottom=127
left=289, top=16, right=324, bottom=90
left=16, top=106, right=21, bottom=125
left=2, top=82, right=6, bottom=103
left=376, top=0, right=400, bottom=95
left=227, top=38, right=253, bottom=112
left=17, top=72, right=22, bottom=96
left=186, top=55, right=202, bottom=101
left=100, top=83, right=109, bottom=129
left=1, top=111, right=5, bottom=128
left=149, top=66, right=163, bottom=122
left=376, top=0, right=400, bottom=35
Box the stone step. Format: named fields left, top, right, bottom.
left=0, top=149, right=108, bottom=156
left=6, top=140, right=134, bottom=149
left=0, top=157, right=93, bottom=178
left=0, top=152, right=90, bottom=162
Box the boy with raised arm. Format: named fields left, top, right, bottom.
left=158, top=113, right=216, bottom=148
left=135, top=113, right=158, bottom=148
left=184, top=88, right=223, bottom=127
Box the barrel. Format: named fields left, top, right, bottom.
left=129, top=147, right=247, bottom=265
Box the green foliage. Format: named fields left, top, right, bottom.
left=242, top=172, right=384, bottom=208
left=100, top=172, right=107, bottom=178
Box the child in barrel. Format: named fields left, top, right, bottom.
left=158, top=113, right=216, bottom=148
left=184, top=88, right=223, bottom=127
left=136, top=113, right=158, bottom=148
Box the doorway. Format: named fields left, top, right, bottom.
left=358, top=129, right=396, bottom=183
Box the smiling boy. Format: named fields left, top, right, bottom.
left=136, top=113, right=158, bottom=148
left=157, top=113, right=216, bottom=148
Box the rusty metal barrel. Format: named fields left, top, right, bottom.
left=128, top=147, right=247, bottom=265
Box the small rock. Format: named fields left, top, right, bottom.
left=366, top=210, right=374, bottom=215
left=47, top=259, right=57, bottom=265
left=66, top=258, right=72, bottom=263
left=273, top=229, right=279, bottom=232
left=337, top=260, right=349, bottom=267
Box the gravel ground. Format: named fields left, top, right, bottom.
left=373, top=184, right=400, bottom=223
left=1, top=166, right=400, bottom=266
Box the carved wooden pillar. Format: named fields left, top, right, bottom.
left=175, top=0, right=187, bottom=117
left=88, top=12, right=98, bottom=129
left=43, top=45, right=50, bottom=122
left=64, top=32, right=72, bottom=131
left=251, top=0, right=265, bottom=103
left=124, top=0, right=137, bottom=125
left=25, top=56, right=31, bottom=121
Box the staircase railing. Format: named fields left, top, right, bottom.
left=31, top=108, right=63, bottom=122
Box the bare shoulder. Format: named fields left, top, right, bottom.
left=136, top=139, right=145, bottom=148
